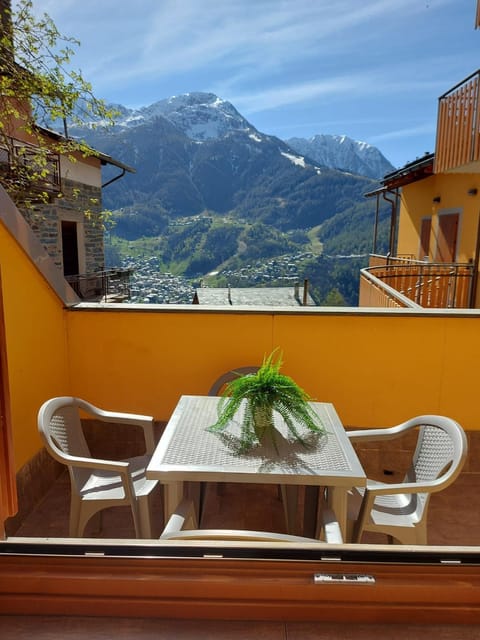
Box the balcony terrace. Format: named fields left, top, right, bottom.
left=1, top=188, right=480, bottom=629
left=65, top=267, right=133, bottom=302
left=359, top=255, right=475, bottom=308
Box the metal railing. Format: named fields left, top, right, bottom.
left=66, top=269, right=132, bottom=302
left=359, top=269, right=421, bottom=308
left=360, top=260, right=475, bottom=309
left=368, top=254, right=417, bottom=268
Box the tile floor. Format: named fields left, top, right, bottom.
left=10, top=468, right=480, bottom=546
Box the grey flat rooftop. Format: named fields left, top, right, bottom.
left=194, top=287, right=316, bottom=306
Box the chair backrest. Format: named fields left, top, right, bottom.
left=408, top=415, right=467, bottom=486
left=38, top=397, right=94, bottom=491
left=404, top=415, right=468, bottom=518
left=208, top=366, right=259, bottom=396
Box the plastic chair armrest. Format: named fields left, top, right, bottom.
left=364, top=478, right=449, bottom=496
left=86, top=405, right=156, bottom=454
left=347, top=423, right=413, bottom=443
left=54, top=452, right=130, bottom=474
left=63, top=454, right=137, bottom=503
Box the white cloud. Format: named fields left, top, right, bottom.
left=22, top=0, right=475, bottom=167
left=29, top=0, right=451, bottom=93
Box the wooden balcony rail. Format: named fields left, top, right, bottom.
left=0, top=139, right=61, bottom=194
left=360, top=262, right=474, bottom=309
left=65, top=268, right=132, bottom=302
left=435, top=69, right=480, bottom=173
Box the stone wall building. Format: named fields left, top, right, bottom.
left=0, top=0, right=134, bottom=294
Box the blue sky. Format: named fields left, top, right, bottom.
left=29, top=0, right=479, bottom=168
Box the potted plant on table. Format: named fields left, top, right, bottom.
left=208, top=350, right=325, bottom=453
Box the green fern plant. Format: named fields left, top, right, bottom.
left=208, top=350, right=324, bottom=452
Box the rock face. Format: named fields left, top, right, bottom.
left=132, top=92, right=253, bottom=141
left=286, top=134, right=395, bottom=180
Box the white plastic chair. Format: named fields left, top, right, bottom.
left=38, top=396, right=160, bottom=539
left=346, top=415, right=468, bottom=545
left=160, top=498, right=343, bottom=543
left=197, top=366, right=260, bottom=521
left=208, top=366, right=259, bottom=396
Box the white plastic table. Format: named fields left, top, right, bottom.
left=147, top=395, right=366, bottom=540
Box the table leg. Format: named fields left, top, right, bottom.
left=280, top=485, right=300, bottom=534
left=185, top=481, right=202, bottom=524
left=163, top=481, right=184, bottom=523
left=303, top=486, right=320, bottom=538
left=327, top=487, right=348, bottom=542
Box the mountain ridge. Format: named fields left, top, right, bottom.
left=70, top=92, right=390, bottom=279
left=83, top=91, right=393, bottom=179
left=286, top=133, right=394, bottom=180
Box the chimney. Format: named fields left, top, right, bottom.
left=227, top=285, right=232, bottom=305
left=303, top=279, right=309, bottom=306
left=294, top=281, right=300, bottom=303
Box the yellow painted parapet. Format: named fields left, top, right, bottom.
left=1, top=185, right=480, bottom=473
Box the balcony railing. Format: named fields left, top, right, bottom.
left=65, top=268, right=132, bottom=302
left=435, top=69, right=480, bottom=173
left=360, top=256, right=475, bottom=308
left=0, top=140, right=61, bottom=195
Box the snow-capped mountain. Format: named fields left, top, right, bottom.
left=68, top=91, right=394, bottom=180
left=75, top=92, right=388, bottom=245
left=104, top=94, right=393, bottom=178
left=286, top=134, right=394, bottom=180
left=73, top=92, right=393, bottom=180
left=108, top=92, right=257, bottom=141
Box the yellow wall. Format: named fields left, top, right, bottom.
left=0, top=223, right=70, bottom=470
left=66, top=307, right=480, bottom=434
left=3, top=209, right=480, bottom=474
left=397, top=172, right=480, bottom=263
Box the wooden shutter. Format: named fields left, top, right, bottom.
left=435, top=213, right=459, bottom=263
